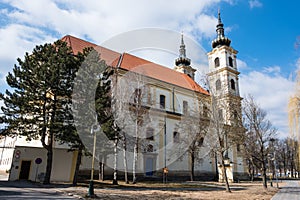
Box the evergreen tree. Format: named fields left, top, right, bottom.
left=95, top=59, right=119, bottom=185
left=0, top=40, right=85, bottom=184
left=72, top=49, right=118, bottom=185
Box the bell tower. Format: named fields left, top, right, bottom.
left=207, top=11, right=240, bottom=99
left=207, top=10, right=242, bottom=128
left=207, top=11, right=240, bottom=97
left=174, top=34, right=196, bottom=80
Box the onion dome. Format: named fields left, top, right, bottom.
left=212, top=10, right=231, bottom=48
left=175, top=34, right=191, bottom=66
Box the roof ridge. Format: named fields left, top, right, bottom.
left=59, top=35, right=209, bottom=95
left=61, top=34, right=98, bottom=46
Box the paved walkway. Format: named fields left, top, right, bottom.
left=271, top=180, right=300, bottom=200
left=0, top=180, right=80, bottom=199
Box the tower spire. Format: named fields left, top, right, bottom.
left=212, top=10, right=231, bottom=48
left=174, top=34, right=196, bottom=79
left=175, top=34, right=190, bottom=66
left=179, top=33, right=186, bottom=58
left=218, top=8, right=222, bottom=24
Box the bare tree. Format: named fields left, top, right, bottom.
left=174, top=98, right=209, bottom=181
left=242, top=95, right=277, bottom=189
left=114, top=69, right=151, bottom=184
left=208, top=95, right=243, bottom=192
left=203, top=73, right=244, bottom=192
left=276, top=139, right=288, bottom=177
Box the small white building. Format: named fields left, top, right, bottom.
left=0, top=136, right=78, bottom=182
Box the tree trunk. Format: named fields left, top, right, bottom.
left=291, top=152, right=295, bottom=178
left=43, top=145, right=53, bottom=184
left=250, top=159, right=255, bottom=182
left=250, top=166, right=254, bottom=182
left=132, top=137, right=138, bottom=184
left=262, top=162, right=268, bottom=189
left=122, top=132, right=129, bottom=184
left=190, top=153, right=195, bottom=181
left=72, top=147, right=83, bottom=186
left=112, top=137, right=118, bottom=185
left=43, top=130, right=53, bottom=185
left=221, top=156, right=231, bottom=192
left=43, top=94, right=58, bottom=185
left=99, top=156, right=105, bottom=181
left=132, top=120, right=139, bottom=184
left=279, top=168, right=282, bottom=177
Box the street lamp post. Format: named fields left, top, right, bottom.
left=87, top=121, right=100, bottom=197
left=273, top=151, right=278, bottom=188
left=269, top=138, right=276, bottom=187
left=163, top=116, right=167, bottom=184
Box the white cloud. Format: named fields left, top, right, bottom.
left=263, top=66, right=281, bottom=75
left=240, top=69, right=295, bottom=138
left=2, top=0, right=222, bottom=43
left=0, top=0, right=294, bottom=139
left=1, top=0, right=224, bottom=44
left=0, top=0, right=223, bottom=89
left=296, top=58, right=300, bottom=71
left=249, top=0, right=263, bottom=9
left=0, top=0, right=227, bottom=85
left=0, top=24, right=56, bottom=85
left=237, top=59, right=248, bottom=70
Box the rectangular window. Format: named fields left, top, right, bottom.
left=146, top=128, right=154, bottom=140
left=203, top=105, right=209, bottom=117
left=133, top=88, right=142, bottom=104
left=173, top=131, right=179, bottom=143
left=237, top=144, right=241, bottom=152
left=160, top=95, right=166, bottom=109
left=183, top=101, right=188, bottom=115
left=218, top=109, right=223, bottom=121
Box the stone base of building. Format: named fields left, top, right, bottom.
left=77, top=169, right=249, bottom=182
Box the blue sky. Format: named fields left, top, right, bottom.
left=0, top=0, right=299, bottom=138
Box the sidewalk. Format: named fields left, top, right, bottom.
left=271, top=180, right=300, bottom=200
left=0, top=170, right=8, bottom=181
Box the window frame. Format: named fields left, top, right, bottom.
left=214, top=57, right=220, bottom=67
left=173, top=131, right=180, bottom=143
left=146, top=127, right=154, bottom=141
left=216, top=79, right=221, bottom=91
left=183, top=100, right=188, bottom=115
left=228, top=57, right=233, bottom=67
left=230, top=79, right=236, bottom=90
left=159, top=94, right=166, bottom=109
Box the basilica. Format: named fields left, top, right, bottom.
left=0, top=12, right=248, bottom=182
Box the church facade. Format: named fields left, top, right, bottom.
left=0, top=13, right=248, bottom=182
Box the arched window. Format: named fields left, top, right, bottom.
left=216, top=79, right=221, bottom=91
left=146, top=144, right=154, bottom=152
left=230, top=79, right=235, bottom=90
left=198, top=137, right=204, bottom=146
left=159, top=95, right=165, bottom=109
left=146, top=127, right=154, bottom=140
left=183, top=100, right=188, bottom=115
left=203, top=105, right=209, bottom=117
left=173, top=132, right=180, bottom=143
left=228, top=57, right=233, bottom=67
left=132, top=88, right=141, bottom=104
left=233, top=111, right=238, bottom=120
left=214, top=57, right=220, bottom=67
left=218, top=109, right=223, bottom=120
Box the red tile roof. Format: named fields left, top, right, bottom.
left=60, top=35, right=209, bottom=95
left=61, top=35, right=120, bottom=66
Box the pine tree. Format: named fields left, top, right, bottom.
left=0, top=40, right=85, bottom=184
left=95, top=62, right=119, bottom=185
left=72, top=49, right=118, bottom=185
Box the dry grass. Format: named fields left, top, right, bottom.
left=60, top=180, right=280, bottom=200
